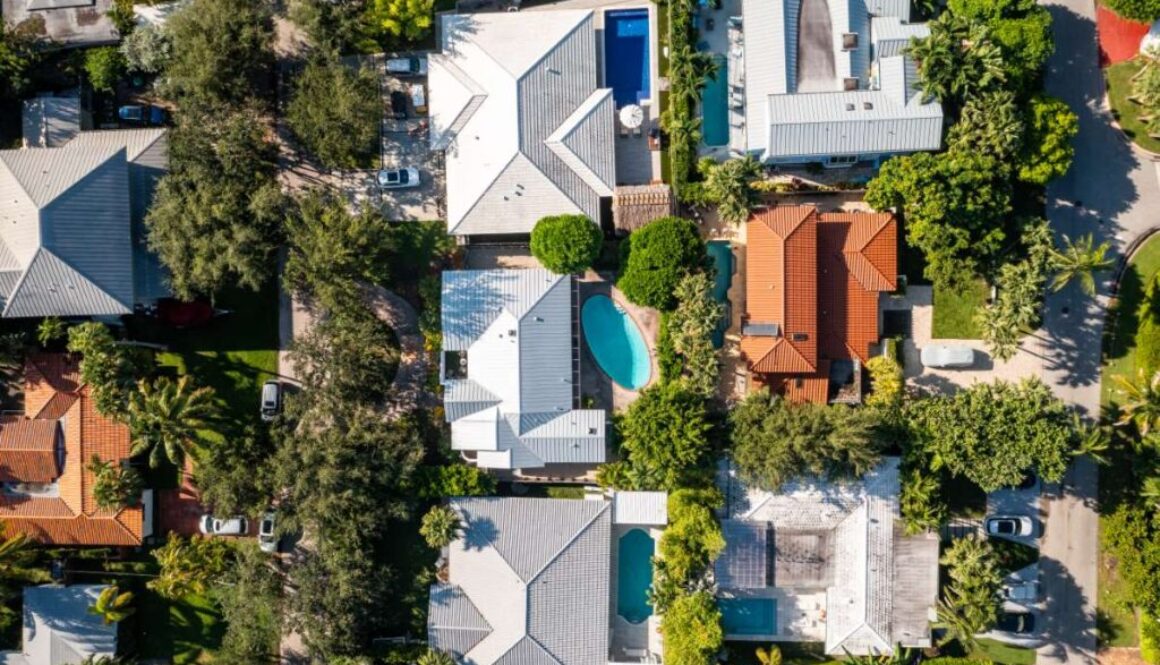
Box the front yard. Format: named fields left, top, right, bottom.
left=931, top=278, right=989, bottom=339
left=138, top=590, right=226, bottom=664
left=1107, top=59, right=1160, bottom=155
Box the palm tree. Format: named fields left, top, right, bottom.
left=1132, top=47, right=1160, bottom=136
left=661, top=111, right=703, bottom=154
left=704, top=156, right=762, bottom=225
left=1113, top=370, right=1160, bottom=436
left=127, top=376, right=217, bottom=469
left=843, top=645, right=913, bottom=665
left=1072, top=415, right=1111, bottom=465
left=420, top=505, right=460, bottom=549
left=1050, top=234, right=1114, bottom=296
left=88, top=585, right=135, bottom=624
left=756, top=645, right=783, bottom=665
left=417, top=650, right=455, bottom=665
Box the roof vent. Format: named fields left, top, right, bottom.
left=843, top=77, right=858, bottom=91
left=845, top=103, right=855, bottom=111
left=842, top=33, right=858, bottom=49
left=508, top=329, right=517, bottom=337
left=790, top=332, right=809, bottom=342
left=588, top=427, right=598, bottom=435
left=864, top=101, right=873, bottom=110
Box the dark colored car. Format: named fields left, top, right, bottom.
left=118, top=104, right=167, bottom=126
left=996, top=612, right=1036, bottom=634
left=390, top=91, right=408, bottom=120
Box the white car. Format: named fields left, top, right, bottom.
left=378, top=167, right=421, bottom=189
left=258, top=512, right=278, bottom=553
left=260, top=380, right=281, bottom=422
left=986, top=515, right=1036, bottom=538
left=386, top=56, right=427, bottom=76
left=199, top=514, right=249, bottom=536
left=920, top=344, right=975, bottom=368
left=410, top=82, right=427, bottom=114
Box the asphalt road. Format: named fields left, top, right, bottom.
left=1037, top=0, right=1160, bottom=662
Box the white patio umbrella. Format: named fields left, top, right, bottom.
left=619, top=104, right=644, bottom=129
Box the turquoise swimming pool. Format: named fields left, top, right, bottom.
left=707, top=240, right=732, bottom=348
left=719, top=597, right=777, bottom=635
left=702, top=55, right=729, bottom=147
left=617, top=528, right=655, bottom=623
left=582, top=295, right=651, bottom=390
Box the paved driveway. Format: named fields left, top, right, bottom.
left=1036, top=0, right=1160, bottom=662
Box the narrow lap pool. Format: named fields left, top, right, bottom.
left=719, top=597, right=777, bottom=635
left=617, top=528, right=655, bottom=623
left=582, top=295, right=651, bottom=390
left=702, top=55, right=729, bottom=147
left=707, top=240, right=732, bottom=348
left=604, top=9, right=652, bottom=107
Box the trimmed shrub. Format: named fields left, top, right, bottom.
left=1137, top=274, right=1160, bottom=375
left=617, top=217, right=705, bottom=311
left=529, top=214, right=603, bottom=274
left=1105, top=0, right=1160, bottom=22
left=1143, top=613, right=1160, bottom=665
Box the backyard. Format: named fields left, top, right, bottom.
left=138, top=590, right=226, bottom=664
left=1107, top=59, right=1160, bottom=155
left=931, top=278, right=989, bottom=339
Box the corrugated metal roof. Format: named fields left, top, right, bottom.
left=21, top=97, right=81, bottom=149
left=433, top=498, right=611, bottom=664
left=431, top=12, right=616, bottom=236
left=22, top=585, right=117, bottom=665
left=612, top=491, right=668, bottom=525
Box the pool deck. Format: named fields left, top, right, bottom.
left=610, top=523, right=665, bottom=661
left=578, top=274, right=661, bottom=413
left=718, top=587, right=828, bottom=643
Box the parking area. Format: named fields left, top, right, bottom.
left=378, top=54, right=445, bottom=222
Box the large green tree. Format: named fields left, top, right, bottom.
left=148, top=534, right=233, bottom=599
left=937, top=534, right=1003, bottom=646
left=701, top=156, right=762, bottom=226
left=946, top=90, right=1024, bottom=161
left=617, top=217, right=706, bottom=310
left=162, top=0, right=274, bottom=107
left=1102, top=504, right=1160, bottom=616
left=367, top=0, right=435, bottom=41
left=729, top=391, right=882, bottom=490
left=146, top=106, right=284, bottom=299
left=127, top=376, right=218, bottom=469
left=653, top=489, right=725, bottom=611
left=1018, top=95, right=1079, bottom=185
left=975, top=220, right=1054, bottom=361
left=660, top=591, right=724, bottom=665
left=529, top=214, right=603, bottom=275
left=288, top=307, right=400, bottom=410
left=66, top=323, right=145, bottom=420
left=666, top=272, right=723, bottom=397
left=217, top=544, right=283, bottom=663
left=605, top=382, right=713, bottom=491
left=195, top=425, right=278, bottom=517
left=0, top=21, right=40, bottom=100
left=907, top=378, right=1079, bottom=491
left=289, top=0, right=370, bottom=54
left=946, top=0, right=1053, bottom=94
left=120, top=23, right=171, bottom=74
left=906, top=14, right=1007, bottom=106
left=83, top=47, right=125, bottom=93
left=287, top=57, right=381, bottom=170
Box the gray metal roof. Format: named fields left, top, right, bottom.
left=431, top=12, right=616, bottom=236
left=0, top=129, right=168, bottom=318
left=441, top=269, right=606, bottom=470
left=429, top=498, right=611, bottom=665
left=21, top=97, right=80, bottom=149
left=19, top=585, right=117, bottom=665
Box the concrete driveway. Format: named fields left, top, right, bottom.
left=379, top=63, right=444, bottom=221
left=1035, top=0, right=1160, bottom=662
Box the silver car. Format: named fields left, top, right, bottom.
left=920, top=344, right=975, bottom=368
left=986, top=515, right=1036, bottom=538
left=258, top=512, right=278, bottom=553
left=199, top=514, right=249, bottom=536
left=377, top=167, right=421, bottom=190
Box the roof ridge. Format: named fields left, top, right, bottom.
left=512, top=11, right=590, bottom=80
left=526, top=501, right=609, bottom=584
left=450, top=152, right=522, bottom=234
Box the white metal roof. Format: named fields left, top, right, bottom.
left=612, top=491, right=668, bottom=525
left=12, top=585, right=117, bottom=665
left=430, top=11, right=616, bottom=235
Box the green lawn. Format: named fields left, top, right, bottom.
left=1098, top=542, right=1141, bottom=647
left=1102, top=232, right=1160, bottom=406
left=970, top=638, right=1037, bottom=665
left=138, top=590, right=225, bottom=664
left=931, top=278, right=989, bottom=339
left=1107, top=59, right=1160, bottom=155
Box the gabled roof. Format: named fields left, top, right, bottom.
left=430, top=11, right=616, bottom=236
left=0, top=354, right=143, bottom=546
left=441, top=270, right=605, bottom=469
left=4, top=585, right=118, bottom=665
left=428, top=497, right=611, bottom=665
left=742, top=206, right=898, bottom=401
left=0, top=128, right=167, bottom=318
left=0, top=419, right=60, bottom=483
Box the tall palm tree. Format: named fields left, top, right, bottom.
left=661, top=111, right=703, bottom=153
left=88, top=585, right=135, bottom=624
left=756, top=645, right=783, bottom=665
left=127, top=376, right=217, bottom=469
left=1113, top=369, right=1160, bottom=436
left=1050, top=234, right=1114, bottom=296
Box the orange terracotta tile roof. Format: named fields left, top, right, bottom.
left=0, top=354, right=141, bottom=546
left=0, top=419, right=60, bottom=483
left=742, top=206, right=899, bottom=403
left=752, top=363, right=832, bottom=405
left=743, top=207, right=818, bottom=373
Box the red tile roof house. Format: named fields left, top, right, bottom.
left=740, top=205, right=898, bottom=404
left=0, top=354, right=150, bottom=546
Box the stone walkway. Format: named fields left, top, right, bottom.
left=362, top=284, right=437, bottom=414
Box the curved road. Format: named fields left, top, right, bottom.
left=1037, top=0, right=1160, bottom=663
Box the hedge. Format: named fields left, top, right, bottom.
left=1104, top=0, right=1160, bottom=22
left=1144, top=613, right=1160, bottom=665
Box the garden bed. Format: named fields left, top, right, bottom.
left=1107, top=58, right=1160, bottom=155
left=932, top=278, right=989, bottom=339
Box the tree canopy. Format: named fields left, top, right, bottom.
left=83, top=47, right=125, bottom=93
left=0, top=21, right=40, bottom=100
left=121, top=23, right=171, bottom=74
left=66, top=323, right=145, bottom=420
left=729, top=391, right=882, bottom=490
left=367, top=0, right=436, bottom=41
left=945, top=0, right=1053, bottom=94
left=665, top=272, right=723, bottom=397
left=287, top=58, right=381, bottom=170
left=162, top=0, right=274, bottom=108
left=1104, top=0, right=1160, bottom=22
left=617, top=217, right=706, bottom=310
left=938, top=534, right=1003, bottom=644
left=660, top=591, right=724, bottom=665
left=606, top=382, right=713, bottom=492
left=529, top=214, right=603, bottom=274
left=907, top=378, right=1079, bottom=491
left=1017, top=95, right=1079, bottom=185
left=217, top=544, right=282, bottom=663
left=653, top=489, right=725, bottom=612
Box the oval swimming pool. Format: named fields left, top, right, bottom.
left=581, top=295, right=651, bottom=390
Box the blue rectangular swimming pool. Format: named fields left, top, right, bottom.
left=702, top=55, right=729, bottom=146
left=604, top=9, right=652, bottom=107
left=719, top=597, right=777, bottom=635
left=707, top=240, right=732, bottom=348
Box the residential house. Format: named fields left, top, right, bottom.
left=440, top=269, right=605, bottom=471
left=0, top=585, right=118, bottom=665
left=0, top=0, right=118, bottom=47
left=734, top=0, right=943, bottom=165
left=715, top=458, right=939, bottom=654
left=740, top=205, right=897, bottom=403
left=427, top=494, right=668, bottom=664
left=0, top=128, right=170, bottom=318
left=0, top=354, right=150, bottom=546
left=428, top=10, right=616, bottom=238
